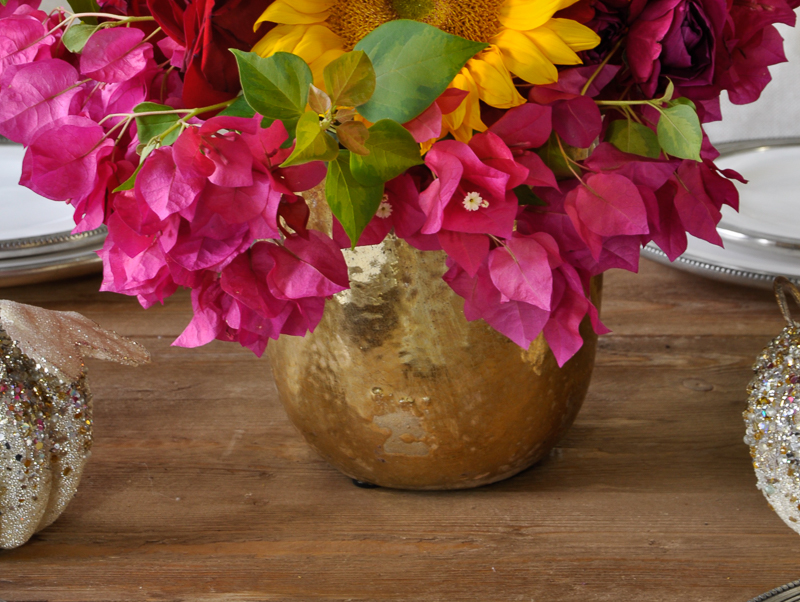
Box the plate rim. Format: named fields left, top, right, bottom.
left=748, top=579, right=800, bottom=602
left=0, top=226, right=107, bottom=259
left=642, top=242, right=800, bottom=289
left=715, top=137, right=800, bottom=250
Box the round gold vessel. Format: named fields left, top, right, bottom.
left=268, top=231, right=599, bottom=490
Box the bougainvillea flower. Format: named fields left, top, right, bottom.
left=716, top=0, right=795, bottom=106
left=445, top=258, right=551, bottom=350
left=564, top=172, right=650, bottom=260
left=0, top=15, right=53, bottom=74
left=99, top=212, right=178, bottom=309
left=420, top=133, right=524, bottom=239
left=0, top=59, right=83, bottom=145
left=254, top=0, right=600, bottom=141
left=79, top=27, right=154, bottom=83
left=21, top=116, right=115, bottom=201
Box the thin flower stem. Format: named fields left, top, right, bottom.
left=99, top=100, right=234, bottom=126
left=580, top=37, right=624, bottom=97
left=555, top=135, right=588, bottom=187
left=78, top=81, right=106, bottom=113
left=141, top=26, right=163, bottom=45
left=160, top=66, right=176, bottom=104
left=64, top=13, right=156, bottom=22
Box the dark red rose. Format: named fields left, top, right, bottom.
left=557, top=0, right=628, bottom=65
left=627, top=0, right=726, bottom=103
left=147, top=0, right=274, bottom=109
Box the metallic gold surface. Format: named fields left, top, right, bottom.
left=268, top=191, right=599, bottom=490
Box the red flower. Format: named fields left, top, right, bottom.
left=146, top=0, right=273, bottom=108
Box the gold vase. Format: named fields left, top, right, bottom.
left=267, top=193, right=599, bottom=490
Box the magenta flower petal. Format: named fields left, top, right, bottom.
left=543, top=273, right=590, bottom=367
left=488, top=235, right=554, bottom=310
left=24, top=116, right=114, bottom=201
left=80, top=27, right=153, bottom=83
left=136, top=147, right=205, bottom=220
left=267, top=231, right=349, bottom=300
left=439, top=231, right=490, bottom=278
left=488, top=103, right=552, bottom=149
left=0, top=15, right=52, bottom=74
left=0, top=59, right=82, bottom=145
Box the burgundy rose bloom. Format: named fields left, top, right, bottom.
left=146, top=0, right=273, bottom=109
left=562, top=0, right=629, bottom=65
left=627, top=0, right=727, bottom=110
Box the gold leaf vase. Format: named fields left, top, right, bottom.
left=267, top=195, right=599, bottom=490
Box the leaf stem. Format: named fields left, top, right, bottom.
left=555, top=134, right=586, bottom=184
left=581, top=37, right=624, bottom=97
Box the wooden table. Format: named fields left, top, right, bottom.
left=0, top=259, right=797, bottom=602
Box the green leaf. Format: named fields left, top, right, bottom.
left=134, top=102, right=181, bottom=147
left=308, top=84, right=332, bottom=115
left=231, top=50, right=313, bottom=140
left=668, top=96, right=697, bottom=110
left=659, top=79, right=675, bottom=103
left=62, top=23, right=97, bottom=53
left=536, top=133, right=573, bottom=180
left=67, top=0, right=101, bottom=24
left=513, top=185, right=546, bottom=206
left=354, top=20, right=487, bottom=123
left=349, top=119, right=423, bottom=186
left=337, top=120, right=370, bottom=156
left=280, top=110, right=339, bottom=168
left=218, top=95, right=256, bottom=118
left=656, top=103, right=702, bottom=161
left=326, top=151, right=385, bottom=247
left=323, top=50, right=376, bottom=107
left=606, top=120, right=661, bottom=159
left=113, top=140, right=158, bottom=192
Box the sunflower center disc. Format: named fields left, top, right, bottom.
left=328, top=0, right=504, bottom=48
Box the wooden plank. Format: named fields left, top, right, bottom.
left=1, top=262, right=799, bottom=601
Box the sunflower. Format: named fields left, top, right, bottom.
left=253, top=0, right=600, bottom=142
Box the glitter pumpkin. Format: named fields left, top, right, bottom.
left=253, top=0, right=601, bottom=141
left=0, top=301, right=150, bottom=549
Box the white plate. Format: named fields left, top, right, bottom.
left=0, top=144, right=76, bottom=239
left=644, top=139, right=800, bottom=289
left=0, top=141, right=104, bottom=287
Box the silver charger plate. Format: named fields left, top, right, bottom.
left=0, top=141, right=105, bottom=288
left=642, top=138, right=800, bottom=289
left=748, top=580, right=800, bottom=601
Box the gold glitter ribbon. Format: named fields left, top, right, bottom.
left=774, top=277, right=800, bottom=328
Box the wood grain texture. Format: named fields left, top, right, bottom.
left=1, top=259, right=798, bottom=602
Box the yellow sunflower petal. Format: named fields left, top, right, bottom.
left=252, top=24, right=305, bottom=56
left=291, top=24, right=344, bottom=63
left=498, top=0, right=570, bottom=32
left=467, top=47, right=526, bottom=109
left=256, top=0, right=334, bottom=27
left=545, top=19, right=602, bottom=52
left=524, top=27, right=582, bottom=66
left=494, top=28, right=558, bottom=85
left=442, top=69, right=486, bottom=143
left=255, top=24, right=343, bottom=63
left=309, top=47, right=347, bottom=88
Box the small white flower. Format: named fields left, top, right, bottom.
left=463, top=191, right=487, bottom=212
left=376, top=199, right=393, bottom=218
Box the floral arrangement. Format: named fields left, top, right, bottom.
left=0, top=0, right=795, bottom=365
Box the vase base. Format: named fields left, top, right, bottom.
left=351, top=479, right=381, bottom=489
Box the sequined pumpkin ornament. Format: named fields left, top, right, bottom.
left=0, top=301, right=149, bottom=549
left=744, top=277, right=800, bottom=534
